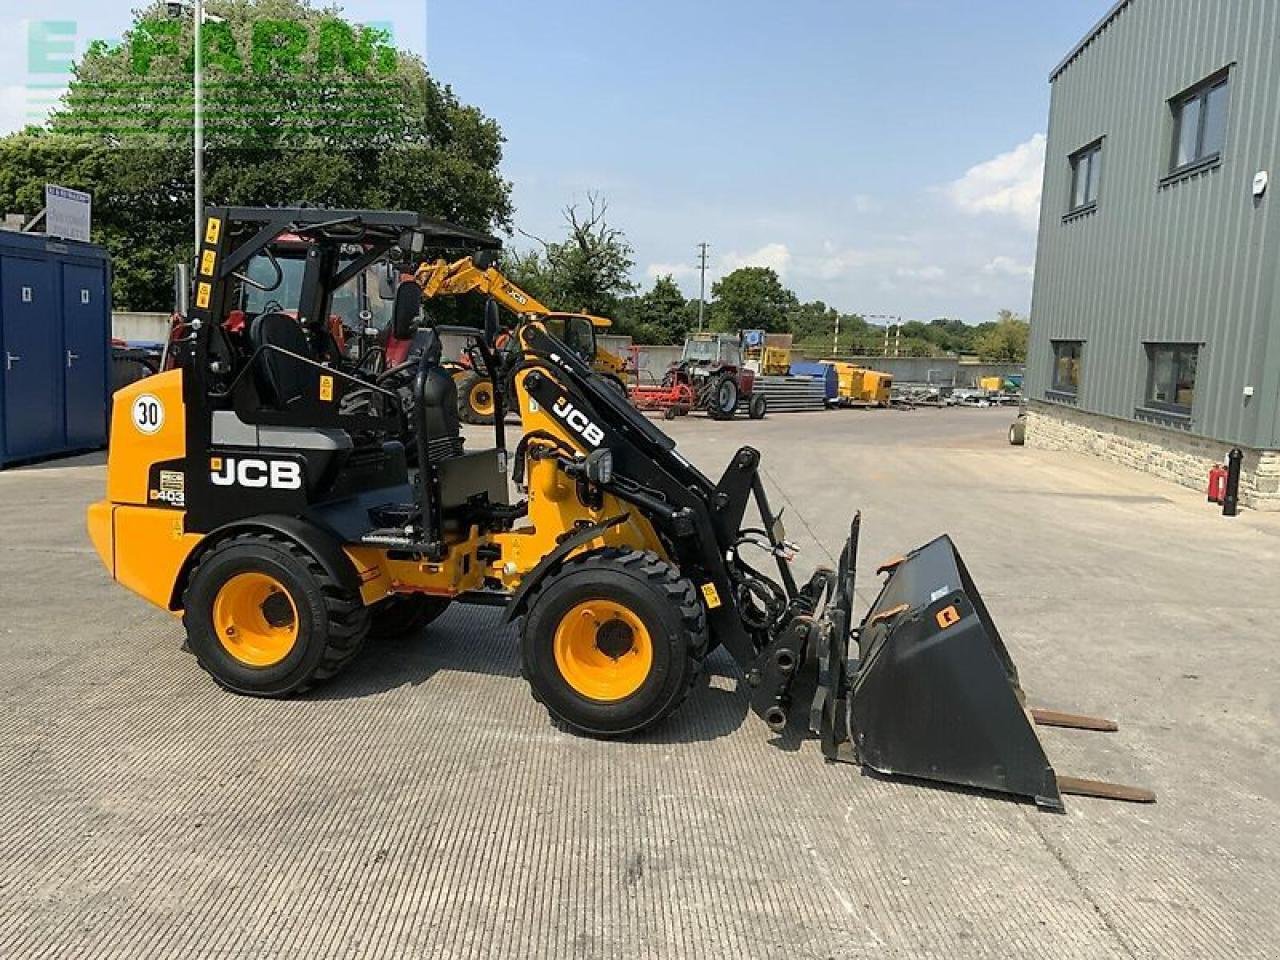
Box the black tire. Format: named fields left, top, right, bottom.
left=457, top=370, right=496, bottom=425
left=520, top=548, right=708, bottom=737
left=707, top=375, right=740, bottom=420
left=599, top=373, right=629, bottom=396
left=182, top=532, right=370, bottom=697
left=368, top=593, right=451, bottom=639
left=748, top=393, right=768, bottom=420
left=1009, top=419, right=1027, bottom=446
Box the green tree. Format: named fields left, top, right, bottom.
left=710, top=266, right=797, bottom=333
left=0, top=0, right=511, bottom=309
left=521, top=194, right=636, bottom=317
left=972, top=309, right=1030, bottom=361
left=614, top=274, right=695, bottom=344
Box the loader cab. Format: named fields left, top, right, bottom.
left=179, top=206, right=505, bottom=536
left=544, top=312, right=605, bottom=367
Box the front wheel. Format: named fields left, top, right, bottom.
left=520, top=549, right=708, bottom=737
left=748, top=393, right=767, bottom=420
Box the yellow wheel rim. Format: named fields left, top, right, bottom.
left=553, top=600, right=653, bottom=702
left=471, top=383, right=495, bottom=417
left=212, top=572, right=299, bottom=668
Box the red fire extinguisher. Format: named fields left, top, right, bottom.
left=1208, top=463, right=1228, bottom=504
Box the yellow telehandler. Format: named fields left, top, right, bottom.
left=414, top=254, right=630, bottom=422
left=87, top=207, right=1152, bottom=809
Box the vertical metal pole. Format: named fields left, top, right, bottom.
left=193, top=0, right=205, bottom=254
left=696, top=242, right=709, bottom=332
left=833, top=313, right=840, bottom=357
left=1223, top=447, right=1243, bottom=517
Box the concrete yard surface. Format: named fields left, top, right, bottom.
left=1, top=407, right=1277, bottom=958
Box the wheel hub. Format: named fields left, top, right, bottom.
left=212, top=572, right=299, bottom=668
left=552, top=599, right=654, bottom=702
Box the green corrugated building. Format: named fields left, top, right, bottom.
left=1025, top=0, right=1280, bottom=509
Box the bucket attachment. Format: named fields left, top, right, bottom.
left=806, top=521, right=1154, bottom=810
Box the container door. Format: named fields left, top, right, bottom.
left=62, top=263, right=109, bottom=448
left=2, top=256, right=60, bottom=458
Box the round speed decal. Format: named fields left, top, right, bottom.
left=131, top=394, right=165, bottom=435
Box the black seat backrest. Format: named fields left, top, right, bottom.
left=415, top=329, right=464, bottom=461
left=250, top=312, right=313, bottom=409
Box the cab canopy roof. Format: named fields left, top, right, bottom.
left=218, top=206, right=502, bottom=252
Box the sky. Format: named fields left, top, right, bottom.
left=0, top=0, right=1115, bottom=323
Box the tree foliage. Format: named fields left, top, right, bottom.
left=514, top=193, right=636, bottom=317
left=0, top=0, right=511, bottom=310
left=709, top=267, right=798, bottom=334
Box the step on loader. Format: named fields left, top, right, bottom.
left=88, top=207, right=1153, bottom=810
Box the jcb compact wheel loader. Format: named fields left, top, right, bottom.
left=89, top=207, right=1152, bottom=809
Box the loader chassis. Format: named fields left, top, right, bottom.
left=88, top=207, right=1153, bottom=810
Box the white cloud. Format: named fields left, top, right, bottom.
left=0, top=85, right=33, bottom=137
left=983, top=255, right=1035, bottom=278
left=645, top=262, right=697, bottom=282
left=895, top=265, right=946, bottom=282
left=718, top=242, right=792, bottom=275
left=946, top=133, right=1046, bottom=231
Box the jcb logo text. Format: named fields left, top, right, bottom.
left=210, top=457, right=303, bottom=490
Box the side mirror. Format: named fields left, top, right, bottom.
left=391, top=280, right=421, bottom=340
left=483, top=297, right=501, bottom=347
left=473, top=249, right=498, bottom=271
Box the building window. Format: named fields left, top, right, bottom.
left=1145, top=344, right=1199, bottom=415
left=1051, top=341, right=1083, bottom=394
left=1069, top=142, right=1102, bottom=211
left=1171, top=72, right=1229, bottom=172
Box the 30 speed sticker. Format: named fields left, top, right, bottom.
left=131, top=394, right=164, bottom=435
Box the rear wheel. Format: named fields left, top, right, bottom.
left=368, top=593, right=451, bottom=639
left=748, top=393, right=768, bottom=420
left=707, top=375, right=740, bottom=420
left=182, top=532, right=370, bottom=697
left=521, top=549, right=708, bottom=737
left=1009, top=418, right=1026, bottom=446
left=457, top=371, right=496, bottom=425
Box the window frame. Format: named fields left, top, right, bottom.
left=1049, top=339, right=1084, bottom=397
left=1143, top=342, right=1200, bottom=417
left=1168, top=70, right=1230, bottom=176
left=1067, top=140, right=1103, bottom=214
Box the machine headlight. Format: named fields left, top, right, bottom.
left=584, top=448, right=614, bottom=485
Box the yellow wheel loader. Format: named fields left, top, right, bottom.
left=88, top=207, right=1152, bottom=808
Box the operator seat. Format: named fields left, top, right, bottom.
left=414, top=327, right=465, bottom=463
left=250, top=312, right=314, bottom=409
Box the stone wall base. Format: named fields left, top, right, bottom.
left=1025, top=400, right=1280, bottom=512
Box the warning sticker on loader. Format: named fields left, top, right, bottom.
left=131, top=394, right=164, bottom=435
left=700, top=582, right=722, bottom=609
left=319, top=375, right=334, bottom=402
left=936, top=605, right=961, bottom=630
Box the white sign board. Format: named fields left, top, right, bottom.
left=45, top=185, right=92, bottom=242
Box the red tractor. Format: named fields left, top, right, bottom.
left=660, top=332, right=766, bottom=420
